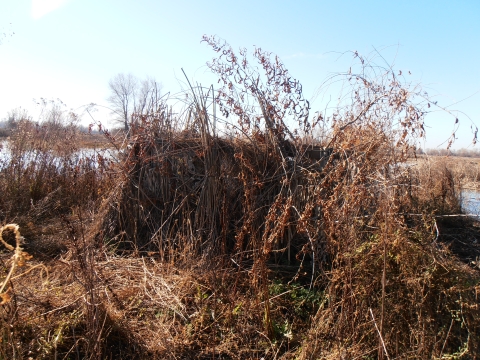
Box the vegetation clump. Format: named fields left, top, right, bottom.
left=0, top=38, right=478, bottom=359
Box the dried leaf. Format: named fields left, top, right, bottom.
left=17, top=251, right=33, bottom=267
left=0, top=290, right=11, bottom=305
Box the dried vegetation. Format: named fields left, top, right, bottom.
left=0, top=38, right=479, bottom=359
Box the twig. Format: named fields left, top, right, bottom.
left=369, top=308, right=390, bottom=360
left=439, top=318, right=454, bottom=359
left=41, top=296, right=83, bottom=316
left=11, top=263, right=48, bottom=281
left=259, top=289, right=293, bottom=305
left=433, top=219, right=440, bottom=243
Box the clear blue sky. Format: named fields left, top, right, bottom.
left=1, top=0, right=479, bottom=148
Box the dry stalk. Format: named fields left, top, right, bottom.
left=370, top=308, right=391, bottom=360
left=0, top=223, right=32, bottom=300
left=1, top=38, right=476, bottom=359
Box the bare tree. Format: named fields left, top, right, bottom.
left=135, top=77, right=163, bottom=115
left=107, top=73, right=137, bottom=131
left=107, top=74, right=163, bottom=132
left=4, top=107, right=31, bottom=130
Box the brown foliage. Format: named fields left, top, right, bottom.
left=0, top=40, right=478, bottom=359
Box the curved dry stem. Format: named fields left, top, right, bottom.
left=0, top=223, right=32, bottom=296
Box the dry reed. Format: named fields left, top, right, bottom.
left=0, top=39, right=478, bottom=359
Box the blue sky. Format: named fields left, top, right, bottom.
left=0, top=0, right=479, bottom=148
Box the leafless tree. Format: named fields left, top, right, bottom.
left=135, top=77, right=163, bottom=115
left=107, top=73, right=138, bottom=131
left=4, top=107, right=31, bottom=130
left=107, top=74, right=163, bottom=132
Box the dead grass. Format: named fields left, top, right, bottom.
left=0, top=40, right=478, bottom=359
left=413, top=155, right=480, bottom=190
left=77, top=132, right=114, bottom=149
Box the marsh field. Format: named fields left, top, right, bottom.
left=1, top=42, right=480, bottom=360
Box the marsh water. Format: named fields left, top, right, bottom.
left=0, top=140, right=116, bottom=164
left=461, top=190, right=480, bottom=217
left=2, top=138, right=480, bottom=217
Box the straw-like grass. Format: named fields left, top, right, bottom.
left=0, top=39, right=478, bottom=359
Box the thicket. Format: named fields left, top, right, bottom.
left=0, top=38, right=479, bottom=359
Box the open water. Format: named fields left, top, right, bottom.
left=461, top=190, right=480, bottom=217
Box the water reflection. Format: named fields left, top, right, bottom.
left=0, top=139, right=116, bottom=166
left=461, top=190, right=480, bottom=217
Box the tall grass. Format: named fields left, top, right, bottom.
left=0, top=40, right=478, bottom=359
left=0, top=110, right=114, bottom=359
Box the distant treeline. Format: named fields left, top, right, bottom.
left=0, top=119, right=99, bottom=137
left=0, top=103, right=108, bottom=138
left=418, top=147, right=480, bottom=157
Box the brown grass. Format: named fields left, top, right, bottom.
left=413, top=155, right=480, bottom=190
left=0, top=40, right=478, bottom=359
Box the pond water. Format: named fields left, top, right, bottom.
left=2, top=138, right=480, bottom=218
left=0, top=140, right=117, bottom=165
left=461, top=190, right=480, bottom=217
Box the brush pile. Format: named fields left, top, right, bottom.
left=0, top=38, right=479, bottom=359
